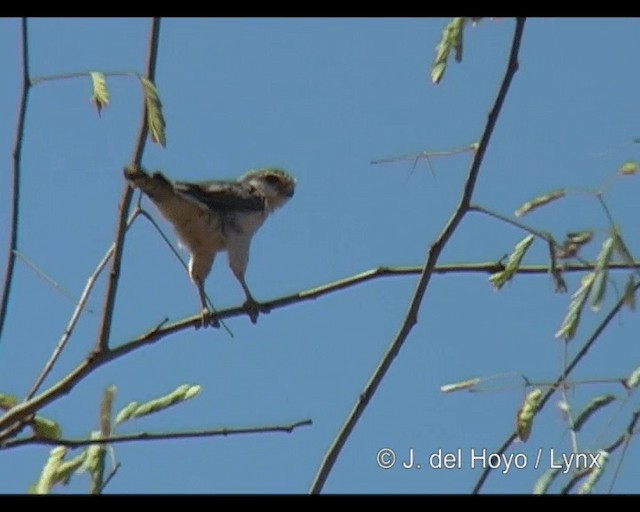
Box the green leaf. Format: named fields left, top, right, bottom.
left=555, top=272, right=596, bottom=341
left=0, top=393, right=18, bottom=410
left=78, top=431, right=106, bottom=494
left=431, top=17, right=466, bottom=84
left=618, top=160, right=638, bottom=175
left=623, top=275, right=636, bottom=310
left=591, top=237, right=614, bottom=312
left=34, top=446, right=67, bottom=494
left=100, top=385, right=116, bottom=438
left=624, top=365, right=640, bottom=389
left=489, top=234, right=535, bottom=290
left=114, top=384, right=201, bottom=422
left=140, top=77, right=166, bottom=147
left=451, top=20, right=464, bottom=62
left=90, top=72, right=109, bottom=116
left=32, top=416, right=62, bottom=440
left=31, top=448, right=87, bottom=493
left=440, top=378, right=480, bottom=393
left=532, top=466, right=561, bottom=494
left=55, top=450, right=87, bottom=486
left=430, top=62, right=447, bottom=84
left=577, top=451, right=608, bottom=494
left=573, top=394, right=616, bottom=431
left=516, top=388, right=542, bottom=442
left=566, top=231, right=594, bottom=245
left=555, top=230, right=594, bottom=260
left=514, top=190, right=566, bottom=217
left=611, top=227, right=635, bottom=268
left=114, top=400, right=139, bottom=426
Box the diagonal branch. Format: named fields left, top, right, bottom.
left=309, top=17, right=527, bottom=494
left=95, top=17, right=162, bottom=354
left=3, top=419, right=313, bottom=450
left=0, top=18, right=31, bottom=345
left=25, top=209, right=141, bottom=400
left=472, top=281, right=640, bottom=493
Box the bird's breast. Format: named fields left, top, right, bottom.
left=223, top=210, right=268, bottom=238
left=172, top=209, right=226, bottom=254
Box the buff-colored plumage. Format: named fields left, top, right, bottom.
left=124, top=166, right=296, bottom=326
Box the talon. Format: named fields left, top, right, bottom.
left=242, top=299, right=260, bottom=324
left=198, top=309, right=220, bottom=329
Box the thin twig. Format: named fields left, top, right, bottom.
left=13, top=250, right=93, bottom=313
left=138, top=209, right=189, bottom=272
left=472, top=280, right=640, bottom=493
left=25, top=209, right=141, bottom=400
left=560, top=341, right=579, bottom=455
left=606, top=410, right=640, bottom=493
left=371, top=142, right=477, bottom=165
left=95, top=17, right=162, bottom=354
left=559, top=468, right=591, bottom=494
left=0, top=18, right=31, bottom=345
left=309, top=17, right=527, bottom=494
left=556, top=410, right=639, bottom=495
left=97, top=462, right=121, bottom=494
left=470, top=203, right=553, bottom=244
left=3, top=419, right=313, bottom=449
left=30, top=70, right=137, bottom=85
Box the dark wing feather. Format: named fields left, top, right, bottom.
left=173, top=180, right=265, bottom=212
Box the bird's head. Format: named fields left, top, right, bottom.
left=240, top=167, right=296, bottom=211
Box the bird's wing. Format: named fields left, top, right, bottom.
left=173, top=180, right=266, bottom=212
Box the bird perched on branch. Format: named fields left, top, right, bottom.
left=124, top=165, right=296, bottom=327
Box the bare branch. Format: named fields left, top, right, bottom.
left=95, top=17, right=162, bottom=354
left=309, top=17, right=527, bottom=494
left=1, top=255, right=638, bottom=439
left=3, top=419, right=313, bottom=450
left=0, top=18, right=31, bottom=345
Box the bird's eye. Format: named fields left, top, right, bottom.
left=264, top=175, right=282, bottom=185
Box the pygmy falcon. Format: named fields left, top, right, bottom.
left=124, top=166, right=296, bottom=327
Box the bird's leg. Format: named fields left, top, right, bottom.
left=195, top=279, right=220, bottom=329
left=237, top=275, right=270, bottom=324
left=189, top=252, right=218, bottom=329
left=227, top=236, right=270, bottom=324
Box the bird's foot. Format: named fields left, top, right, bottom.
left=196, top=308, right=220, bottom=329
left=242, top=299, right=270, bottom=324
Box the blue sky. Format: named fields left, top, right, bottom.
left=0, top=17, right=639, bottom=494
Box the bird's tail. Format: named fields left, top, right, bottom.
left=123, top=166, right=174, bottom=202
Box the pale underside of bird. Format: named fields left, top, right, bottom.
left=124, top=165, right=296, bottom=327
